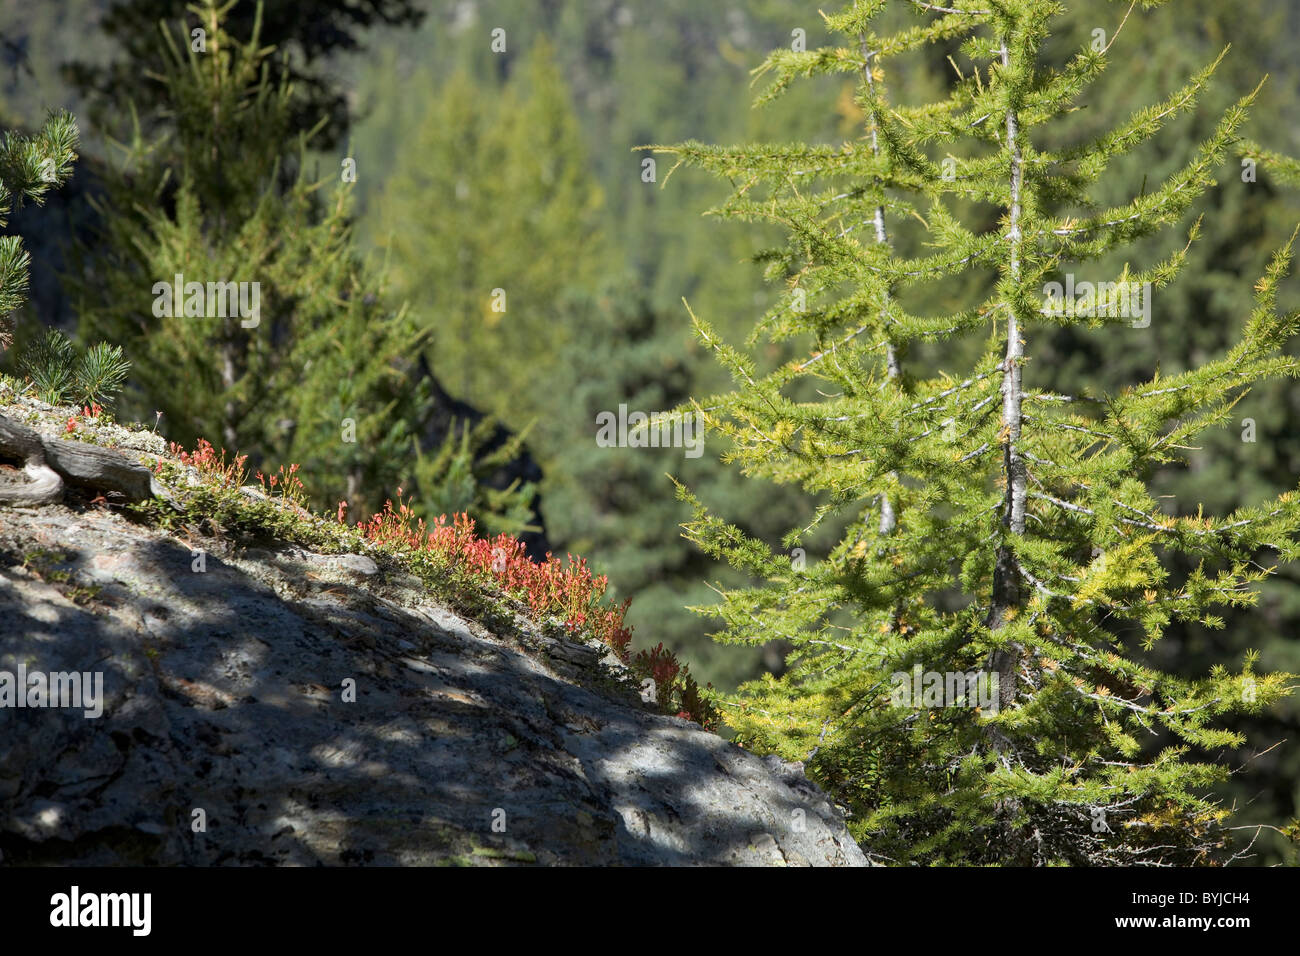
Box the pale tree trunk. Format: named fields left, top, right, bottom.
left=221, top=319, right=238, bottom=451
left=987, top=38, right=1029, bottom=738
left=986, top=36, right=1030, bottom=859
left=861, top=39, right=900, bottom=539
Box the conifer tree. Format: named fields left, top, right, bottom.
left=68, top=0, right=404, bottom=462
left=657, top=0, right=1300, bottom=864
left=408, top=410, right=541, bottom=541
left=66, top=0, right=537, bottom=531
left=64, top=0, right=423, bottom=151
left=0, top=109, right=77, bottom=350
left=370, top=40, right=602, bottom=426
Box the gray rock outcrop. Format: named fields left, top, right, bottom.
left=0, top=496, right=870, bottom=866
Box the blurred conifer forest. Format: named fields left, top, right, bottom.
left=2, top=0, right=1300, bottom=862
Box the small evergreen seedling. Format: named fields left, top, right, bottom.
left=17, top=329, right=130, bottom=408
left=17, top=328, right=74, bottom=405
left=72, top=341, right=131, bottom=407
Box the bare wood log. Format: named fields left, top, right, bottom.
left=0, top=458, right=63, bottom=506
left=44, top=436, right=158, bottom=500
left=0, top=413, right=46, bottom=460
left=0, top=413, right=165, bottom=508
left=0, top=414, right=63, bottom=506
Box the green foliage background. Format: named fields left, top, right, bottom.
left=1, top=0, right=1298, bottom=861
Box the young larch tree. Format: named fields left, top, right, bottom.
left=655, top=0, right=1300, bottom=864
